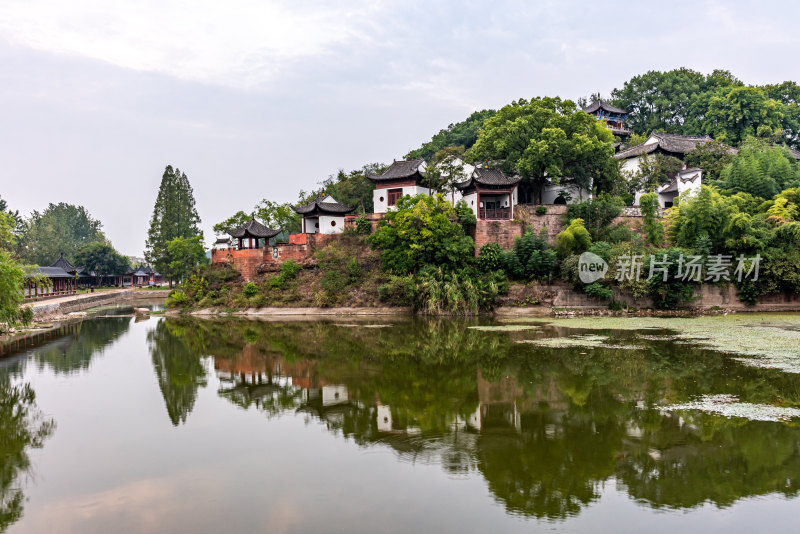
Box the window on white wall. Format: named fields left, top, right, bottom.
left=387, top=189, right=402, bottom=206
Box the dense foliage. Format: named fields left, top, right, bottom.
left=468, top=97, right=618, bottom=203
left=74, top=242, right=131, bottom=280
left=611, top=68, right=800, bottom=148
left=145, top=165, right=203, bottom=285
left=15, top=202, right=106, bottom=265
left=406, top=109, right=496, bottom=160
left=367, top=194, right=474, bottom=274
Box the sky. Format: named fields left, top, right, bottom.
left=1, top=0, right=799, bottom=256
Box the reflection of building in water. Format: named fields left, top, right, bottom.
left=214, top=344, right=354, bottom=427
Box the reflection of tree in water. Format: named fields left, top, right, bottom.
left=617, top=411, right=800, bottom=508
left=0, top=377, right=55, bottom=532
left=164, top=317, right=800, bottom=519
left=2, top=318, right=131, bottom=377
left=147, top=320, right=207, bottom=426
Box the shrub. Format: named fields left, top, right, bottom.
left=585, top=282, right=613, bottom=301
left=345, top=258, right=362, bottom=283
left=280, top=260, right=301, bottom=279
left=536, top=206, right=547, bottom=216
left=510, top=228, right=556, bottom=280
left=378, top=275, right=416, bottom=306
left=477, top=243, right=504, bottom=272
left=166, top=289, right=188, bottom=307
left=368, top=194, right=474, bottom=274
left=18, top=306, right=33, bottom=326
left=566, top=193, right=625, bottom=241
left=555, top=218, right=592, bottom=257
left=355, top=215, right=372, bottom=235
left=639, top=192, right=664, bottom=246
left=242, top=282, right=258, bottom=297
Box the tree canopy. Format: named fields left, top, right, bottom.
left=145, top=165, right=203, bottom=283
left=367, top=194, right=474, bottom=274
left=611, top=68, right=800, bottom=149
left=468, top=97, right=617, bottom=203
left=15, top=203, right=105, bottom=265
left=406, top=109, right=496, bottom=160
left=719, top=139, right=800, bottom=199
left=74, top=242, right=131, bottom=277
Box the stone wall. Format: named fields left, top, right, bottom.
left=497, top=282, right=800, bottom=313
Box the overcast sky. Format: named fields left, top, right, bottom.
left=1, top=0, right=798, bottom=256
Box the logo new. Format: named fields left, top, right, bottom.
left=578, top=252, right=608, bottom=284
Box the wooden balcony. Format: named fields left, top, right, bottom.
left=479, top=207, right=511, bottom=220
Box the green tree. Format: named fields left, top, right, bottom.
left=611, top=68, right=741, bottom=135
left=367, top=194, right=474, bottom=274
left=0, top=213, right=27, bottom=328
left=255, top=200, right=301, bottom=234
left=684, top=140, right=735, bottom=184
left=298, top=163, right=387, bottom=215
left=624, top=153, right=684, bottom=194
left=720, top=139, right=800, bottom=199
left=407, top=109, right=496, bottom=160
left=212, top=211, right=252, bottom=235
left=687, top=86, right=786, bottom=146
left=74, top=242, right=131, bottom=283
left=565, top=193, right=625, bottom=241
left=166, top=236, right=207, bottom=284
left=639, top=192, right=664, bottom=246
left=16, top=203, right=105, bottom=265
left=468, top=97, right=617, bottom=203
left=423, top=146, right=468, bottom=202
left=145, top=165, right=203, bottom=284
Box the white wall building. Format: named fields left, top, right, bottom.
left=293, top=194, right=354, bottom=235
left=369, top=159, right=431, bottom=214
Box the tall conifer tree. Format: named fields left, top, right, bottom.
left=145, top=165, right=203, bottom=284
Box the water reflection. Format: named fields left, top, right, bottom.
left=0, top=377, right=54, bottom=531
left=164, top=317, right=800, bottom=519
left=1, top=318, right=131, bottom=377
left=147, top=320, right=208, bottom=426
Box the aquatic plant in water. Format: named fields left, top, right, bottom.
left=659, top=394, right=800, bottom=422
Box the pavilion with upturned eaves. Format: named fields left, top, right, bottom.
left=229, top=218, right=280, bottom=249
left=583, top=99, right=631, bottom=139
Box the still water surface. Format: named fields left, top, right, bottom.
left=2, top=310, right=800, bottom=533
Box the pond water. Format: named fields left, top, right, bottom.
left=2, top=310, right=800, bottom=533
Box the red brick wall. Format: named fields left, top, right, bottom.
left=210, top=248, right=264, bottom=281
left=473, top=219, right=523, bottom=253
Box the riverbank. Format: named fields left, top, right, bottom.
left=25, top=288, right=171, bottom=322
left=166, top=280, right=800, bottom=319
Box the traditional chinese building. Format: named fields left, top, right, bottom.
left=653, top=167, right=703, bottom=208
left=23, top=254, right=78, bottom=299
left=229, top=218, right=280, bottom=249
left=368, top=159, right=429, bottom=214
left=292, top=194, right=354, bottom=235
left=455, top=167, right=521, bottom=219
left=583, top=98, right=631, bottom=139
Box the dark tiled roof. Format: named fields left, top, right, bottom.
left=615, top=132, right=714, bottom=160
left=455, top=167, right=521, bottom=190
left=28, top=266, right=74, bottom=278
left=660, top=180, right=679, bottom=193
left=50, top=254, right=77, bottom=272
left=367, top=159, right=425, bottom=181
left=214, top=237, right=231, bottom=244
left=583, top=99, right=628, bottom=115
left=229, top=218, right=280, bottom=238
left=292, top=194, right=355, bottom=215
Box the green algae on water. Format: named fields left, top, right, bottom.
left=659, top=394, right=800, bottom=422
